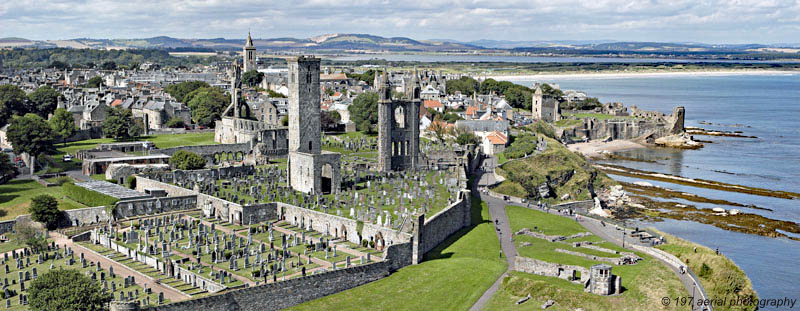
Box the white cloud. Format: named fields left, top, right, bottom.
left=0, top=0, right=798, bottom=43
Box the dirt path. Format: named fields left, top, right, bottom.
left=50, top=232, right=190, bottom=302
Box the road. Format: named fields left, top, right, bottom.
left=469, top=169, right=518, bottom=311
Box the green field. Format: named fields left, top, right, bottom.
left=487, top=205, right=687, bottom=311
left=0, top=179, right=87, bottom=221
left=290, top=195, right=507, bottom=311
left=56, top=132, right=217, bottom=157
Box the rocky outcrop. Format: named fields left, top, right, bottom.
left=654, top=133, right=703, bottom=149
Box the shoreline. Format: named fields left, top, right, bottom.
left=486, top=69, right=798, bottom=81
left=567, top=139, right=645, bottom=158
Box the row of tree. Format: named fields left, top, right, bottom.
left=0, top=84, right=62, bottom=127
left=445, top=77, right=567, bottom=110
left=0, top=48, right=220, bottom=69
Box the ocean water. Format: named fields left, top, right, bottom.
left=510, top=74, right=800, bottom=308
left=329, top=53, right=800, bottom=63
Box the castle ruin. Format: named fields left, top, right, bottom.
left=377, top=71, right=421, bottom=172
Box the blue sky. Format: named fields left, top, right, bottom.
left=1, top=0, right=799, bottom=44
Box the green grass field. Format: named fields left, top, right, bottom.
left=487, top=206, right=688, bottom=311
left=290, top=195, right=507, bottom=311
left=0, top=179, right=87, bottom=221
left=56, top=132, right=217, bottom=157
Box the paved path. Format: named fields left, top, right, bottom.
left=50, top=232, right=190, bottom=302
left=469, top=168, right=518, bottom=311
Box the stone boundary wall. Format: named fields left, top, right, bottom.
left=514, top=256, right=589, bottom=283
left=135, top=176, right=239, bottom=223
left=113, top=195, right=197, bottom=220
left=277, top=202, right=412, bottom=247
left=0, top=206, right=110, bottom=235
left=419, top=189, right=471, bottom=254
left=552, top=200, right=594, bottom=212
left=172, top=263, right=226, bottom=293
left=628, top=243, right=710, bottom=306
left=145, top=258, right=396, bottom=311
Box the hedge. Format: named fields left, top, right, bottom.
left=62, top=182, right=119, bottom=207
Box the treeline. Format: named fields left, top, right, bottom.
left=0, top=48, right=222, bottom=69
left=446, top=76, right=563, bottom=110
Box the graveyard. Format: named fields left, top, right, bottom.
left=1, top=244, right=167, bottom=310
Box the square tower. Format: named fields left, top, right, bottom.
left=287, top=56, right=340, bottom=194
left=288, top=56, right=321, bottom=154
left=243, top=32, right=257, bottom=72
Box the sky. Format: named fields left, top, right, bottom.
left=1, top=0, right=800, bottom=44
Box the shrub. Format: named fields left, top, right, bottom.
left=29, top=269, right=111, bottom=311
left=698, top=262, right=713, bottom=279
left=30, top=194, right=61, bottom=229
left=224, top=250, right=232, bottom=259
left=170, top=150, right=206, bottom=170
left=362, top=239, right=368, bottom=248
left=62, top=182, right=119, bottom=207
left=369, top=240, right=375, bottom=248
left=191, top=250, right=197, bottom=256
left=126, top=175, right=136, bottom=189
left=251, top=270, right=261, bottom=278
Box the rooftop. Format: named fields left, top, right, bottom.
left=75, top=180, right=151, bottom=200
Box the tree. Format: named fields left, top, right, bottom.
left=0, top=153, right=15, bottom=180
left=86, top=76, right=103, bottom=88
left=504, top=86, right=532, bottom=110
left=50, top=108, right=77, bottom=146
left=456, top=132, right=479, bottom=145
left=30, top=195, right=60, bottom=229
left=446, top=76, right=480, bottom=96
left=266, top=89, right=286, bottom=98
left=100, top=61, right=116, bottom=70
left=164, top=81, right=210, bottom=103
left=320, top=110, right=341, bottom=130
left=165, top=117, right=186, bottom=128
left=14, top=222, right=47, bottom=253
left=281, top=115, right=288, bottom=126
left=242, top=70, right=264, bottom=87
left=348, top=92, right=378, bottom=133
left=185, top=87, right=229, bottom=127
left=170, top=150, right=206, bottom=170
left=27, top=86, right=61, bottom=117
left=0, top=84, right=27, bottom=125
left=102, top=107, right=135, bottom=140
left=427, top=115, right=451, bottom=142
left=29, top=269, right=111, bottom=311
left=49, top=60, right=70, bottom=70
left=7, top=114, right=55, bottom=173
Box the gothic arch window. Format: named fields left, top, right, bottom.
left=394, top=106, right=406, bottom=129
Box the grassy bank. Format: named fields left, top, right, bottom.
left=0, top=179, right=86, bottom=221
left=654, top=229, right=758, bottom=311
left=493, top=135, right=616, bottom=204
left=290, top=195, right=507, bottom=310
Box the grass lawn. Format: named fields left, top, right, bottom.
left=487, top=206, right=688, bottom=311
left=0, top=179, right=87, bottom=221
left=290, top=195, right=507, bottom=311
left=56, top=132, right=217, bottom=156
left=654, top=229, right=757, bottom=311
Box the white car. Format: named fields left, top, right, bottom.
left=62, top=154, right=72, bottom=162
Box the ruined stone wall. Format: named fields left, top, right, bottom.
left=60, top=206, right=109, bottom=227
left=514, top=256, right=589, bottom=283
left=135, top=176, right=237, bottom=223
left=0, top=220, right=15, bottom=235
left=113, top=196, right=197, bottom=219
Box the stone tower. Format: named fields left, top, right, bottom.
left=377, top=70, right=421, bottom=172
left=287, top=56, right=341, bottom=194
left=586, top=264, right=620, bottom=295
left=532, top=84, right=561, bottom=123
left=243, top=32, right=257, bottom=72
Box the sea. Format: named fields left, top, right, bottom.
left=508, top=74, right=800, bottom=309
left=329, top=53, right=800, bottom=64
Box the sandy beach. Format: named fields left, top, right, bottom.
left=567, top=140, right=645, bottom=158
left=487, top=69, right=798, bottom=81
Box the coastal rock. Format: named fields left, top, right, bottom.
left=654, top=133, right=703, bottom=149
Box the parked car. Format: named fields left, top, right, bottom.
left=63, top=154, right=72, bottom=162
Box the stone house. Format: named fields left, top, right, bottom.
left=482, top=130, right=508, bottom=155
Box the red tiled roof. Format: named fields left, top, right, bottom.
left=486, top=131, right=508, bottom=145
left=424, top=100, right=443, bottom=108
left=111, top=99, right=123, bottom=107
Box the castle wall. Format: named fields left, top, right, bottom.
left=113, top=196, right=197, bottom=219
left=419, top=189, right=472, bottom=254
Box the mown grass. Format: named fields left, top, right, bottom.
left=0, top=179, right=87, bottom=221
left=56, top=132, right=217, bottom=157
left=654, top=229, right=758, bottom=311
left=289, top=195, right=507, bottom=311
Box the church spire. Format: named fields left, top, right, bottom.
left=246, top=31, right=254, bottom=47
